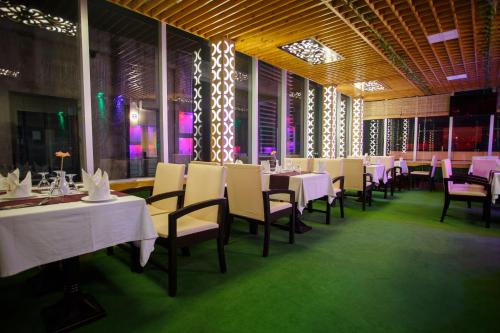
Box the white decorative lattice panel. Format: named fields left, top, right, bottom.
left=193, top=49, right=203, bottom=161
left=210, top=38, right=235, bottom=163
left=386, top=118, right=392, bottom=155
left=322, top=85, right=336, bottom=158
left=369, top=120, right=378, bottom=156
left=352, top=97, right=364, bottom=156
left=306, top=88, right=315, bottom=158
left=402, top=118, right=409, bottom=153
left=338, top=98, right=346, bottom=158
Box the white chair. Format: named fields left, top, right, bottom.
left=312, top=158, right=345, bottom=219
left=440, top=159, right=491, bottom=227
left=410, top=155, right=437, bottom=190
left=471, top=159, right=499, bottom=179
left=225, top=164, right=296, bottom=257
left=343, top=158, right=373, bottom=210
left=150, top=163, right=228, bottom=296
left=284, top=158, right=312, bottom=172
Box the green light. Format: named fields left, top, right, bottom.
left=57, top=111, right=65, bottom=131
left=97, top=91, right=105, bottom=119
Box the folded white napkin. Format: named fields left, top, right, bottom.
left=6, top=169, right=32, bottom=198
left=81, top=168, right=102, bottom=191
left=86, top=170, right=111, bottom=201
left=261, top=160, right=271, bottom=173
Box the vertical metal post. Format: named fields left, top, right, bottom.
left=250, top=58, right=258, bottom=164
left=448, top=116, right=453, bottom=160
left=413, top=117, right=418, bottom=161
left=488, top=114, right=494, bottom=156
left=79, top=0, right=94, bottom=173
left=159, top=23, right=169, bottom=162
left=279, top=69, right=287, bottom=166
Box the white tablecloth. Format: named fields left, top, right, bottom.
left=262, top=173, right=335, bottom=213
left=366, top=164, right=387, bottom=185
left=0, top=195, right=157, bottom=277
left=492, top=173, right=500, bottom=204
left=395, top=160, right=408, bottom=174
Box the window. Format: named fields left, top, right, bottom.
left=286, top=73, right=304, bottom=157
left=258, top=61, right=281, bottom=163
left=234, top=52, right=251, bottom=163
left=416, top=116, right=449, bottom=161
left=387, top=118, right=415, bottom=160
left=451, top=115, right=490, bottom=161
left=167, top=28, right=210, bottom=165
left=493, top=114, right=500, bottom=157
left=363, top=119, right=384, bottom=156
left=0, top=0, right=81, bottom=180
left=89, top=1, right=159, bottom=179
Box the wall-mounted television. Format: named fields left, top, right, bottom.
left=449, top=90, right=498, bottom=116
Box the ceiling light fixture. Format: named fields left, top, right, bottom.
left=354, top=81, right=386, bottom=92
left=427, top=29, right=458, bottom=44
left=0, top=0, right=77, bottom=37
left=279, top=38, right=344, bottom=65
left=446, top=74, right=467, bottom=81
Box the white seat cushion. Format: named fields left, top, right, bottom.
left=449, top=184, right=487, bottom=197
left=147, top=204, right=171, bottom=216
left=152, top=214, right=219, bottom=238
left=269, top=201, right=292, bottom=214
left=410, top=170, right=428, bottom=176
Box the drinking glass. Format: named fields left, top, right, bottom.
left=37, top=172, right=50, bottom=188
left=66, top=174, right=77, bottom=191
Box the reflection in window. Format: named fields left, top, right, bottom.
left=494, top=115, right=500, bottom=157
left=417, top=116, right=449, bottom=161
left=235, top=53, right=251, bottom=163
left=89, top=1, right=159, bottom=179
left=387, top=118, right=415, bottom=160
left=363, top=119, right=384, bottom=156
left=286, top=74, right=304, bottom=157
left=0, top=0, right=81, bottom=179
left=258, top=61, right=281, bottom=163
left=167, top=28, right=210, bottom=165
left=451, top=115, right=490, bottom=161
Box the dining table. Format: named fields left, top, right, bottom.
left=0, top=190, right=157, bottom=332
left=366, top=164, right=387, bottom=185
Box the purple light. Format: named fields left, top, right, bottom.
left=262, top=146, right=276, bottom=154
left=178, top=112, right=193, bottom=134
left=130, top=125, right=142, bottom=143
left=114, top=95, right=124, bottom=116
left=178, top=138, right=193, bottom=155
left=129, top=144, right=142, bottom=159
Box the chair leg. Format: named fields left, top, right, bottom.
left=467, top=201, right=471, bottom=208
left=368, top=189, right=372, bottom=206
left=130, top=243, right=143, bottom=273
left=390, top=182, right=394, bottom=197
left=217, top=236, right=227, bottom=273
left=440, top=198, right=450, bottom=222
left=307, top=201, right=313, bottom=213
left=339, top=195, right=345, bottom=218
left=384, top=183, right=388, bottom=199
left=326, top=197, right=331, bottom=225
left=483, top=200, right=491, bottom=228
left=289, top=210, right=295, bottom=244
left=224, top=214, right=233, bottom=245
left=168, top=241, right=177, bottom=297
left=263, top=220, right=271, bottom=257
left=362, top=191, right=366, bottom=211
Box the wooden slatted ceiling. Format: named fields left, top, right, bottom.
left=108, top=0, right=498, bottom=101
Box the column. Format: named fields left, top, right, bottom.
left=351, top=97, right=364, bottom=156
left=210, top=37, right=235, bottom=164
left=322, top=85, right=337, bottom=158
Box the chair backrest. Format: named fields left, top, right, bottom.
left=190, top=161, right=219, bottom=166
left=472, top=159, right=498, bottom=178
left=323, top=159, right=344, bottom=190
left=226, top=164, right=265, bottom=222
left=343, top=158, right=364, bottom=191
left=151, top=163, right=186, bottom=211
left=472, top=156, right=499, bottom=161
left=441, top=159, right=453, bottom=192
left=184, top=163, right=226, bottom=223
left=430, top=155, right=437, bottom=177
left=284, top=158, right=312, bottom=172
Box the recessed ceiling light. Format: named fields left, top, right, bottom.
left=279, top=38, right=344, bottom=65
left=353, top=81, right=387, bottom=92
left=446, top=74, right=467, bottom=81
left=427, top=29, right=458, bottom=44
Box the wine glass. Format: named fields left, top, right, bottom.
left=66, top=174, right=77, bottom=191
left=37, top=172, right=50, bottom=188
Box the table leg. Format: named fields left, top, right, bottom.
left=41, top=256, right=106, bottom=333
left=275, top=207, right=312, bottom=234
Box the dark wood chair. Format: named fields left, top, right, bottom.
left=410, top=155, right=437, bottom=191
left=224, top=164, right=296, bottom=257
left=440, top=159, right=492, bottom=227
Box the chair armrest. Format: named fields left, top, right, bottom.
left=332, top=176, right=344, bottom=190
left=449, top=175, right=489, bottom=187
left=168, top=198, right=227, bottom=238
left=364, top=172, right=373, bottom=183
left=146, top=190, right=185, bottom=205
left=264, top=189, right=296, bottom=204
left=121, top=186, right=153, bottom=196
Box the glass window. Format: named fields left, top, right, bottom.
left=416, top=116, right=449, bottom=161
left=451, top=115, right=490, bottom=161
left=234, top=52, right=251, bottom=163
left=167, top=27, right=210, bottom=165
left=363, top=119, right=384, bottom=156
left=493, top=114, right=500, bottom=157
left=387, top=118, right=415, bottom=160
left=89, top=1, right=159, bottom=179
left=0, top=0, right=81, bottom=180
left=258, top=61, right=281, bottom=163
left=286, top=73, right=304, bottom=157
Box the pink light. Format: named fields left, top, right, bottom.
left=129, top=144, right=142, bottom=159
left=179, top=138, right=193, bottom=155
left=179, top=112, right=193, bottom=134
left=129, top=125, right=142, bottom=143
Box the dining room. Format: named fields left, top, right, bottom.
left=0, top=0, right=499, bottom=332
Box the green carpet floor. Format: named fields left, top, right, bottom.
left=1, top=190, right=500, bottom=332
